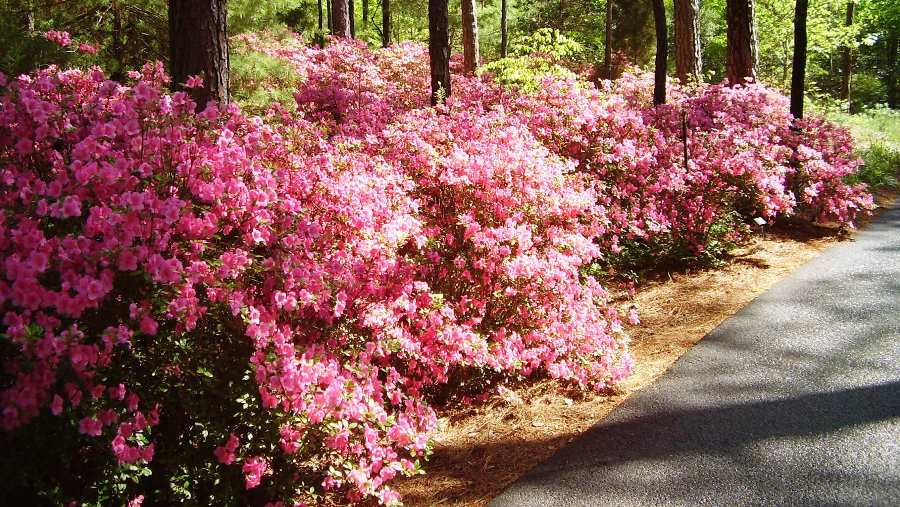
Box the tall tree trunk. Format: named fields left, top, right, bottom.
left=318, top=0, right=325, bottom=47
left=382, top=0, right=391, bottom=47
left=790, top=0, right=808, bottom=119
left=168, top=0, right=229, bottom=109
left=363, top=0, right=369, bottom=27
left=839, top=2, right=855, bottom=104
left=674, top=0, right=702, bottom=83
left=331, top=0, right=350, bottom=37
left=603, top=0, right=613, bottom=78
left=327, top=0, right=332, bottom=32
left=726, top=0, right=758, bottom=85
left=461, top=0, right=480, bottom=74
left=500, top=0, right=509, bottom=58
left=653, top=0, right=667, bottom=105
left=349, top=0, right=356, bottom=38
left=428, top=0, right=451, bottom=105
left=888, top=31, right=899, bottom=109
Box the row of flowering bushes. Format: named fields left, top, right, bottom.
left=0, top=35, right=871, bottom=505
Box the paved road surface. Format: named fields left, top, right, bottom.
left=492, top=203, right=900, bottom=507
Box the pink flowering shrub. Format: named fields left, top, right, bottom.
left=44, top=30, right=72, bottom=47
left=1, top=34, right=872, bottom=505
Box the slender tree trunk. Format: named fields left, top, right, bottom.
left=168, top=0, right=229, bottom=109
left=327, top=0, right=332, bottom=32
left=363, top=0, right=369, bottom=27
left=461, top=0, right=480, bottom=74
left=500, top=0, right=509, bottom=58
left=674, top=0, right=702, bottom=83
left=331, top=0, right=350, bottom=37
left=839, top=2, right=855, bottom=104
left=318, top=0, right=325, bottom=47
left=790, top=0, right=808, bottom=119
left=603, top=0, right=613, bottom=78
left=382, top=0, right=391, bottom=47
left=429, top=0, right=451, bottom=105
left=726, top=0, right=758, bottom=85
left=653, top=0, right=667, bottom=105
left=349, top=0, right=356, bottom=38
left=888, top=31, right=899, bottom=109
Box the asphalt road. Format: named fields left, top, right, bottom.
left=492, top=203, right=900, bottom=507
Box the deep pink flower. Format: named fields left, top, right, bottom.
left=242, top=456, right=269, bottom=490
left=44, top=30, right=71, bottom=46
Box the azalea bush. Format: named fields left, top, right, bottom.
left=0, top=34, right=873, bottom=505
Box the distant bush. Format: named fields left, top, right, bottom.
left=850, top=142, right=900, bottom=189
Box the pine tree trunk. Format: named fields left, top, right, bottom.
left=839, top=2, right=855, bottom=103
left=429, top=0, right=451, bottom=105
left=168, top=0, right=229, bottom=109
left=318, top=0, right=325, bottom=47
left=500, top=0, right=509, bottom=58
left=653, top=0, right=667, bottom=105
left=726, top=0, right=759, bottom=85
left=327, top=0, right=333, bottom=32
left=461, top=0, right=480, bottom=74
left=674, top=0, right=702, bottom=83
left=349, top=0, right=356, bottom=38
left=382, top=0, right=391, bottom=47
left=331, top=0, right=350, bottom=38
left=790, top=0, right=808, bottom=119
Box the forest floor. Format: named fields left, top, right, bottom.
left=395, top=189, right=899, bottom=507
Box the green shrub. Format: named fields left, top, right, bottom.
left=480, top=29, right=583, bottom=92
left=849, top=141, right=900, bottom=190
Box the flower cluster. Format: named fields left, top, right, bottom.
left=44, top=30, right=72, bottom=47
left=1, top=33, right=871, bottom=506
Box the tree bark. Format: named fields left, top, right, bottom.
left=839, top=2, right=855, bottom=103
left=327, top=0, right=332, bottom=32
left=318, top=0, right=325, bottom=47
left=653, top=0, right=668, bottom=105
left=726, top=0, right=759, bottom=85
left=500, top=0, right=509, bottom=58
left=349, top=0, right=356, bottom=38
left=168, top=0, right=229, bottom=109
left=331, top=0, right=350, bottom=38
left=363, top=0, right=369, bottom=27
left=381, top=0, right=391, bottom=47
left=790, top=0, right=808, bottom=119
left=674, top=0, right=702, bottom=83
left=461, top=0, right=480, bottom=74
left=429, top=0, right=451, bottom=105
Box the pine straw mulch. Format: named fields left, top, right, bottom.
left=395, top=191, right=897, bottom=507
